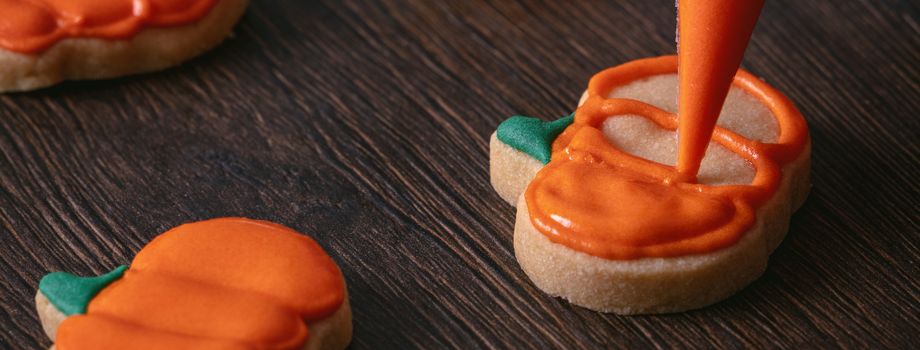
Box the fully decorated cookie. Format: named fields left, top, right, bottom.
left=35, top=218, right=352, bottom=350
left=0, top=0, right=249, bottom=92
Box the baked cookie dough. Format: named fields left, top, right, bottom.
left=490, top=55, right=811, bottom=314
left=0, top=0, right=249, bottom=92
left=35, top=217, right=352, bottom=350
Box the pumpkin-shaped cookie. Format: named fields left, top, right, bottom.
left=36, top=217, right=351, bottom=350
left=489, top=55, right=810, bottom=314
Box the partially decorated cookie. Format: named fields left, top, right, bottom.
left=0, top=0, right=249, bottom=92
left=490, top=55, right=811, bottom=314
left=35, top=217, right=351, bottom=350
left=490, top=0, right=810, bottom=315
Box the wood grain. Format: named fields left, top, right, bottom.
left=1, top=0, right=918, bottom=348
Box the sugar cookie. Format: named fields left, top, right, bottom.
left=35, top=217, right=351, bottom=350
left=0, top=0, right=249, bottom=92
left=489, top=55, right=811, bottom=314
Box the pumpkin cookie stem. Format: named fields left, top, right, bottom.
left=38, top=265, right=128, bottom=315
left=497, top=113, right=574, bottom=164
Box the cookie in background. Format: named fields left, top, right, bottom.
left=0, top=0, right=249, bottom=92
left=36, top=217, right=352, bottom=350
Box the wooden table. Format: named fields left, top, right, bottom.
left=1, top=1, right=917, bottom=348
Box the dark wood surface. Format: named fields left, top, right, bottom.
left=1, top=0, right=918, bottom=348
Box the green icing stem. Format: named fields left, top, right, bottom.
left=496, top=113, right=574, bottom=164
left=39, top=265, right=128, bottom=316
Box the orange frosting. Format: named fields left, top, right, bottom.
left=676, top=0, right=765, bottom=177
left=0, top=0, right=218, bottom=54
left=55, top=218, right=346, bottom=350
left=525, top=55, right=808, bottom=259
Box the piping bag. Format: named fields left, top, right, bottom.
left=676, top=0, right=765, bottom=179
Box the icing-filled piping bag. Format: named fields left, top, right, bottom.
left=676, top=0, right=765, bottom=178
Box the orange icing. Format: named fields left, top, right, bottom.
left=55, top=218, right=346, bottom=350
left=525, top=55, right=808, bottom=259
left=676, top=0, right=765, bottom=177
left=0, top=0, right=218, bottom=54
